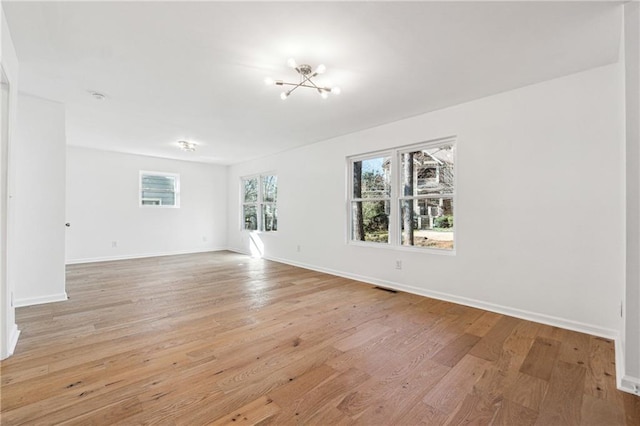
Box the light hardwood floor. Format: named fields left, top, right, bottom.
left=1, top=251, right=638, bottom=425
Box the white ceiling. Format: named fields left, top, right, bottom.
left=3, top=1, right=622, bottom=165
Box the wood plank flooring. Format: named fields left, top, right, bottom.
left=1, top=251, right=638, bottom=425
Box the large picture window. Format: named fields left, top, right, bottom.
left=242, top=174, right=277, bottom=232
left=140, top=171, right=180, bottom=207
left=348, top=138, right=455, bottom=251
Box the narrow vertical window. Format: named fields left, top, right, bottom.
left=350, top=155, right=391, bottom=243
left=399, top=144, right=455, bottom=249
left=261, top=175, right=278, bottom=232
left=242, top=177, right=258, bottom=230
left=241, top=173, right=278, bottom=232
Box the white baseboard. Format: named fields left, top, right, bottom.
left=614, top=339, right=640, bottom=395
left=125, top=248, right=640, bottom=395
left=5, top=323, right=20, bottom=359
left=250, top=251, right=640, bottom=394
left=260, top=253, right=619, bottom=340
left=14, top=292, right=68, bottom=308
left=224, top=248, right=620, bottom=341
left=619, top=375, right=640, bottom=395
left=66, top=248, right=227, bottom=265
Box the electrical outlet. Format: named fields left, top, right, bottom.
left=202, top=236, right=207, bottom=242
left=297, top=245, right=301, bottom=252
left=111, top=241, right=117, bottom=248
left=395, top=260, right=402, bottom=270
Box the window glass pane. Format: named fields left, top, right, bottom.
left=401, top=198, right=454, bottom=249
left=262, top=175, right=277, bottom=203
left=243, top=178, right=258, bottom=203
left=353, top=156, right=391, bottom=199
left=141, top=191, right=175, bottom=206
left=351, top=200, right=390, bottom=243
left=262, top=204, right=277, bottom=232
left=141, top=174, right=176, bottom=206
left=243, top=205, right=258, bottom=230
left=401, top=145, right=454, bottom=196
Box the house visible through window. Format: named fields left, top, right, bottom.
left=348, top=138, right=455, bottom=251
left=140, top=171, right=180, bottom=207
left=242, top=174, right=277, bottom=231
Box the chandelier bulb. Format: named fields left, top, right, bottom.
left=332, top=87, right=341, bottom=95
left=315, top=64, right=326, bottom=74
left=280, top=92, right=288, bottom=100
left=264, top=77, right=275, bottom=86
left=319, top=90, right=329, bottom=99
left=286, top=58, right=297, bottom=69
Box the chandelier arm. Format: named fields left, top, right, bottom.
left=278, top=82, right=329, bottom=90
left=301, top=73, right=320, bottom=89
left=286, top=82, right=305, bottom=96
left=300, top=73, right=333, bottom=93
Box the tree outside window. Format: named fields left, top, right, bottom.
left=348, top=139, right=455, bottom=251
left=351, top=156, right=391, bottom=243
left=242, top=174, right=277, bottom=232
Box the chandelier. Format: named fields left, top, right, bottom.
left=178, top=140, right=197, bottom=152
left=265, top=58, right=341, bottom=100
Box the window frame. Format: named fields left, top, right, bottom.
left=347, top=137, right=456, bottom=254
left=139, top=170, right=180, bottom=208
left=348, top=150, right=393, bottom=245
left=241, top=172, right=278, bottom=232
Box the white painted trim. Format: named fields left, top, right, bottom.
left=228, top=248, right=620, bottom=340
left=615, top=337, right=626, bottom=390
left=6, top=324, right=20, bottom=359
left=616, top=337, right=640, bottom=394
left=620, top=375, right=640, bottom=396
left=14, top=292, right=68, bottom=308
left=65, top=248, right=227, bottom=265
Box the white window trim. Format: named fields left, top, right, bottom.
left=139, top=170, right=180, bottom=208
left=347, top=136, right=456, bottom=254
left=241, top=172, right=277, bottom=232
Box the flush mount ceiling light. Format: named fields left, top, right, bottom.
left=89, top=91, right=106, bottom=101
left=178, top=140, right=197, bottom=152
left=265, top=58, right=341, bottom=100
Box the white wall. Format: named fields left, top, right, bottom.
left=227, top=63, right=625, bottom=339
left=623, top=1, right=640, bottom=394
left=12, top=93, right=66, bottom=307
left=66, top=147, right=227, bottom=263
left=0, top=4, right=19, bottom=359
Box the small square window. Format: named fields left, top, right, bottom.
left=140, top=171, right=180, bottom=208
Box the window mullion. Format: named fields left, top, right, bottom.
left=257, top=175, right=263, bottom=231
left=389, top=148, right=399, bottom=246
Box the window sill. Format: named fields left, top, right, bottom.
left=241, top=229, right=278, bottom=235
left=347, top=240, right=456, bottom=256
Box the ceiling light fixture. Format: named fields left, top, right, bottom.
left=178, top=140, right=197, bottom=152
left=89, top=91, right=106, bottom=101
left=265, top=58, right=340, bottom=100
